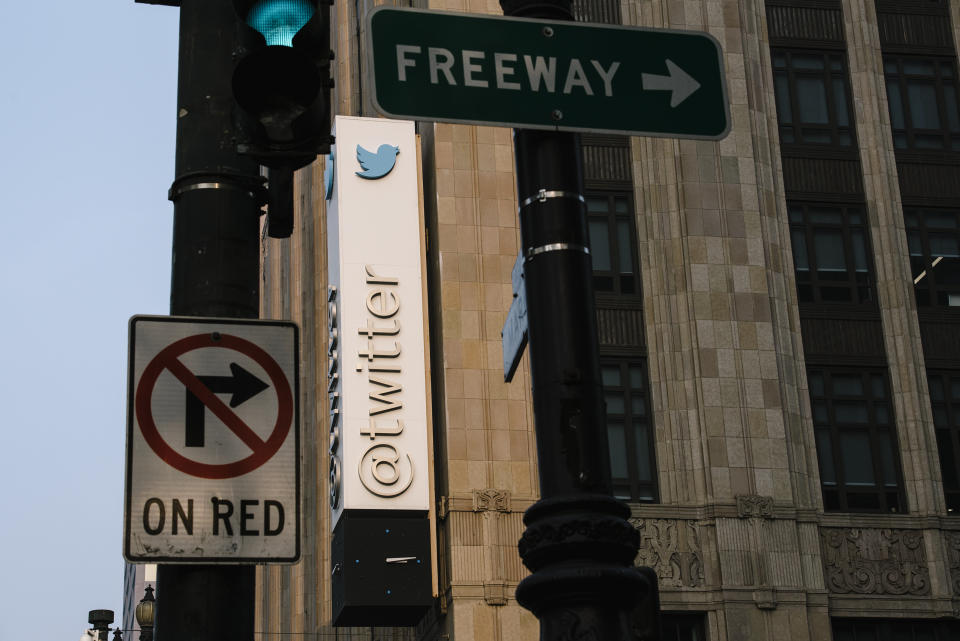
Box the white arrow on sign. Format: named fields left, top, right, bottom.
left=641, top=59, right=701, bottom=108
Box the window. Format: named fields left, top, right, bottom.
left=788, top=203, right=875, bottom=304
left=876, top=0, right=949, bottom=8
left=602, top=359, right=657, bottom=502
left=833, top=618, right=960, bottom=641
left=587, top=191, right=640, bottom=296
left=809, top=368, right=905, bottom=512
left=884, top=55, right=960, bottom=151
left=661, top=613, right=708, bottom=641
left=927, top=371, right=960, bottom=512
left=905, top=207, right=960, bottom=307
left=772, top=49, right=855, bottom=147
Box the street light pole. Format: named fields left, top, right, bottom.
left=135, top=586, right=156, bottom=641
left=152, top=1, right=262, bottom=639
left=88, top=610, right=115, bottom=641
left=498, top=1, right=661, bottom=639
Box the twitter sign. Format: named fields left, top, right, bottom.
left=355, top=144, right=400, bottom=179
left=324, top=116, right=431, bottom=523
left=325, top=116, right=435, bottom=624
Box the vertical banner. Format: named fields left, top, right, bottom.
left=326, top=116, right=430, bottom=525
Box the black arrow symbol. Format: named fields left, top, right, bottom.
left=184, top=363, right=270, bottom=447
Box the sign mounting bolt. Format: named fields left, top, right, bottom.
left=551, top=109, right=563, bottom=121
left=542, top=26, right=554, bottom=37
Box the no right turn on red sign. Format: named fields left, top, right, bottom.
left=124, top=315, right=300, bottom=563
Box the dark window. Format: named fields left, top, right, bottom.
left=809, top=368, right=905, bottom=512
left=875, top=0, right=949, bottom=8
left=662, top=613, right=708, bottom=641
left=905, top=207, right=960, bottom=307
left=602, top=359, right=657, bottom=502
left=788, top=203, right=875, bottom=304
left=772, top=50, right=855, bottom=147
left=833, top=618, right=960, bottom=641
left=927, top=371, right=960, bottom=513
left=587, top=191, right=640, bottom=296
left=883, top=55, right=960, bottom=151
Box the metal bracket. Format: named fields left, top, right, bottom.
left=168, top=171, right=268, bottom=205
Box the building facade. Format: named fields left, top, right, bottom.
left=250, top=1, right=960, bottom=639
left=121, top=562, right=155, bottom=637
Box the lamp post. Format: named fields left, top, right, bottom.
left=135, top=586, right=156, bottom=641
left=497, top=1, right=662, bottom=639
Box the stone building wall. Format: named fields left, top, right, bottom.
left=253, top=1, right=960, bottom=640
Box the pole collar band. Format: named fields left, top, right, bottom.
left=519, top=189, right=586, bottom=211
left=526, top=242, right=591, bottom=260
left=168, top=171, right=268, bottom=204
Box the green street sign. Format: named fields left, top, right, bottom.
left=367, top=7, right=730, bottom=139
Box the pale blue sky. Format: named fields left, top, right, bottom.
left=0, top=2, right=178, bottom=638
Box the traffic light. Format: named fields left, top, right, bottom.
left=232, top=0, right=333, bottom=169
left=232, top=1, right=333, bottom=237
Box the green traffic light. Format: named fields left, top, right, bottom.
left=247, top=0, right=314, bottom=47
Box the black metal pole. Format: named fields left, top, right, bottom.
left=499, top=1, right=658, bottom=639
left=155, top=1, right=263, bottom=639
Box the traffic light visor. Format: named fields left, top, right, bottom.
left=247, top=0, right=315, bottom=47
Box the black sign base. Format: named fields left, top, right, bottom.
left=331, top=511, right=432, bottom=627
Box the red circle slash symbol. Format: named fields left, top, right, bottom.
left=135, top=333, right=293, bottom=479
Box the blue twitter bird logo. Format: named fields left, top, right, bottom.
left=356, top=144, right=399, bottom=180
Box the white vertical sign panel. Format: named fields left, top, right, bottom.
left=326, top=116, right=429, bottom=525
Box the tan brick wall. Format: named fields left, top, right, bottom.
left=428, top=119, right=540, bottom=638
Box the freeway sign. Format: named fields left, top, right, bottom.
left=367, top=7, right=729, bottom=139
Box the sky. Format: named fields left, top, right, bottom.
left=0, top=1, right=179, bottom=638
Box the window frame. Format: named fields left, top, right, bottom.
left=927, top=370, right=960, bottom=513
left=771, top=48, right=857, bottom=149
left=808, top=367, right=906, bottom=513
left=661, top=612, right=708, bottom=641
left=878, top=0, right=948, bottom=7
left=832, top=617, right=960, bottom=641
left=601, top=358, right=658, bottom=503
left=788, top=201, right=877, bottom=305
left=585, top=189, right=642, bottom=299
left=904, top=206, right=960, bottom=308
left=883, top=54, right=960, bottom=152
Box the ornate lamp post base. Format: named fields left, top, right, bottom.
left=517, top=494, right=659, bottom=640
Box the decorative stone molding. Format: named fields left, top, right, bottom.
left=472, top=489, right=511, bottom=512
left=946, top=531, right=960, bottom=596
left=820, top=527, right=929, bottom=595
left=630, top=518, right=705, bottom=588
left=736, top=494, right=775, bottom=519
left=753, top=588, right=777, bottom=610
left=483, top=581, right=508, bottom=606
